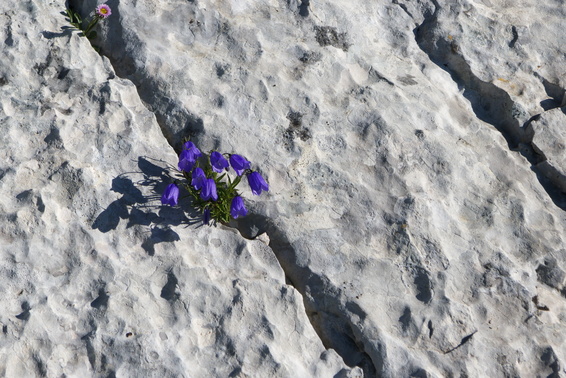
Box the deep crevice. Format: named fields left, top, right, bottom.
left=69, top=0, right=205, bottom=154
left=413, top=3, right=566, bottom=210
left=234, top=215, right=382, bottom=376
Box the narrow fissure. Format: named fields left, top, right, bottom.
left=235, top=215, right=381, bottom=376
left=68, top=0, right=204, bottom=154
left=413, top=3, right=566, bottom=210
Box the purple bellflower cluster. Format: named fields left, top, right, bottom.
left=160, top=141, right=269, bottom=225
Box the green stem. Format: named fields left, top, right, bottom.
left=83, top=16, right=100, bottom=36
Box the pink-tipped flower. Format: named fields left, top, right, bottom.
left=95, top=4, right=112, bottom=19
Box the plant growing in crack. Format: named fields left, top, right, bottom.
left=65, top=4, right=111, bottom=50
left=161, top=140, right=269, bottom=225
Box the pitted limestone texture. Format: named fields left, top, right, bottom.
left=2, top=0, right=566, bottom=377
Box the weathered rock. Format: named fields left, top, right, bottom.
left=2, top=0, right=566, bottom=377
left=536, top=256, right=566, bottom=290
left=0, top=2, right=358, bottom=376
left=531, top=107, right=566, bottom=192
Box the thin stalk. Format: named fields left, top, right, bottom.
left=83, top=16, right=100, bottom=36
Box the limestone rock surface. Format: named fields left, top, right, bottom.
left=531, top=107, right=566, bottom=192
left=1, top=0, right=566, bottom=377
left=0, top=2, right=358, bottom=377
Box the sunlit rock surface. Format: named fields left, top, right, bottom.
left=531, top=108, right=566, bottom=193
left=1, top=0, right=565, bottom=376
left=0, top=2, right=358, bottom=376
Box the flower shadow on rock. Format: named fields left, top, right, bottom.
left=40, top=12, right=81, bottom=39
left=92, top=156, right=203, bottom=256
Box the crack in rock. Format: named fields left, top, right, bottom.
left=68, top=0, right=204, bottom=153
left=235, top=215, right=381, bottom=376
left=414, top=2, right=566, bottom=210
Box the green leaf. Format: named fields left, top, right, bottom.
left=229, top=175, right=242, bottom=191
left=87, top=30, right=97, bottom=39
left=71, top=9, right=81, bottom=24
left=66, top=8, right=84, bottom=31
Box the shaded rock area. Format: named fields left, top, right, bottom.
left=1, top=0, right=565, bottom=377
